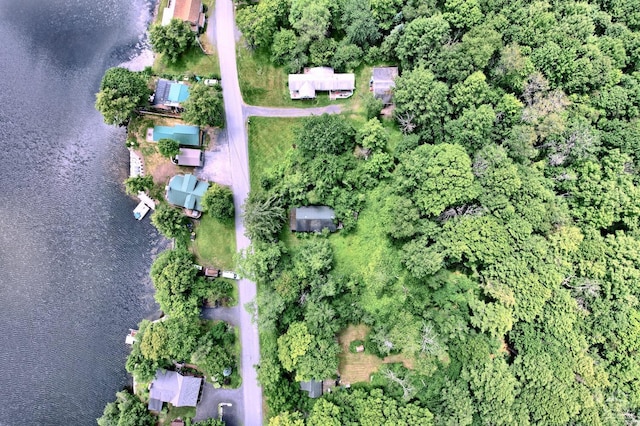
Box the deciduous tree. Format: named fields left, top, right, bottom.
left=149, top=19, right=196, bottom=63
left=182, top=83, right=224, bottom=127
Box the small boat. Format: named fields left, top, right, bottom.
left=125, top=329, right=138, bottom=345
left=133, top=201, right=150, bottom=220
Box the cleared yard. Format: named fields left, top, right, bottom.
left=237, top=45, right=372, bottom=110
left=248, top=117, right=301, bottom=191
left=192, top=215, right=236, bottom=270
left=338, top=324, right=414, bottom=385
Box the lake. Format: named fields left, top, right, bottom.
left=0, top=0, right=163, bottom=424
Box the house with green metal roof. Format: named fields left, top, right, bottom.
left=166, top=174, right=209, bottom=212
left=152, top=79, right=190, bottom=108
left=152, top=125, right=202, bottom=147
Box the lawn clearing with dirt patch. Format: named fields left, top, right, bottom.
left=338, top=324, right=414, bottom=385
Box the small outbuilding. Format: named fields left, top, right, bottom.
left=152, top=125, right=202, bottom=147
left=371, top=66, right=399, bottom=105
left=176, top=148, right=204, bottom=167
left=166, top=173, right=209, bottom=212
left=148, top=370, right=202, bottom=412
left=300, top=380, right=323, bottom=398
left=289, top=67, right=355, bottom=100
left=290, top=206, right=337, bottom=232
left=153, top=79, right=190, bottom=108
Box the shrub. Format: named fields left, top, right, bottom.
left=202, top=183, right=235, bottom=220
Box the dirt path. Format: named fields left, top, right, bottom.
left=243, top=104, right=342, bottom=119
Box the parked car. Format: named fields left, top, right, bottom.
left=204, top=78, right=219, bottom=86
left=221, top=271, right=239, bottom=280
left=205, top=267, right=221, bottom=278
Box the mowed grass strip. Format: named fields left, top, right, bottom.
left=248, top=117, right=301, bottom=191
left=193, top=215, right=236, bottom=270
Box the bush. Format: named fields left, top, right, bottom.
left=202, top=183, right=235, bottom=220
left=124, top=175, right=154, bottom=195
left=151, top=203, right=188, bottom=239
left=364, top=96, right=384, bottom=120
left=158, top=138, right=180, bottom=158
left=349, top=339, right=365, bottom=354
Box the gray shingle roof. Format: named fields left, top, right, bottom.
left=290, top=206, right=337, bottom=232
left=372, top=67, right=399, bottom=105
left=148, top=370, right=202, bottom=409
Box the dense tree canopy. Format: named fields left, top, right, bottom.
left=95, top=67, right=150, bottom=126
left=182, top=83, right=225, bottom=128
left=240, top=0, right=640, bottom=422
left=202, top=183, right=235, bottom=220
left=97, top=390, right=154, bottom=426
left=149, top=19, right=196, bottom=63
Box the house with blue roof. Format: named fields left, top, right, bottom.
left=152, top=79, right=190, bottom=108
left=166, top=174, right=209, bottom=213
left=152, top=124, right=202, bottom=147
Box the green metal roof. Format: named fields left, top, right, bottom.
left=168, top=83, right=190, bottom=103
left=167, top=174, right=209, bottom=211
left=153, top=125, right=201, bottom=147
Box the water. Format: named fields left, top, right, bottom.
left=0, top=1, right=164, bottom=424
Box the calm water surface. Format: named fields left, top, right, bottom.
left=0, top=1, right=163, bottom=424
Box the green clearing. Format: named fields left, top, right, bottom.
left=158, top=405, right=196, bottom=424
left=248, top=117, right=301, bottom=191
left=237, top=45, right=372, bottom=109
left=153, top=46, right=220, bottom=78
left=192, top=215, right=236, bottom=270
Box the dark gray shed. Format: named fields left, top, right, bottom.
left=290, top=206, right=337, bottom=232
left=300, top=379, right=323, bottom=398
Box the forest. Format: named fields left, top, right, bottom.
left=235, top=0, right=640, bottom=424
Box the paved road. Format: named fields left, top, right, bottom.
left=214, top=1, right=262, bottom=425
left=243, top=104, right=342, bottom=119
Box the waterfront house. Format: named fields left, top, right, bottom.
left=148, top=370, right=202, bottom=412
left=161, top=0, right=205, bottom=32
left=166, top=173, right=209, bottom=213
left=289, top=67, right=355, bottom=100
left=371, top=67, right=398, bottom=105
left=152, top=79, right=190, bottom=109
left=290, top=206, right=337, bottom=232
left=176, top=147, right=204, bottom=167
left=151, top=125, right=202, bottom=147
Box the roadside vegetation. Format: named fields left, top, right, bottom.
left=238, top=0, right=640, bottom=424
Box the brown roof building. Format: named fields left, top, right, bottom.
left=162, top=0, right=205, bottom=32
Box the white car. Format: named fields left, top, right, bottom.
left=203, top=78, right=219, bottom=86
left=221, top=271, right=239, bottom=280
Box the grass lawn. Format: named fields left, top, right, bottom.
left=337, top=324, right=414, bottom=385
left=154, top=46, right=220, bottom=78
left=248, top=116, right=302, bottom=191
left=158, top=405, right=196, bottom=425
left=192, top=215, right=236, bottom=270
left=237, top=44, right=373, bottom=109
